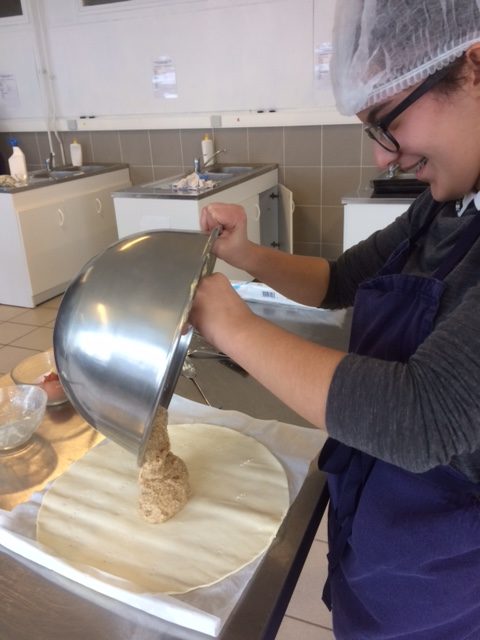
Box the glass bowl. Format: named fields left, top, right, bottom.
left=11, top=349, right=68, bottom=406
left=0, top=385, right=48, bottom=452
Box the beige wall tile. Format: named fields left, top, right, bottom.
left=294, top=241, right=322, bottom=257
left=285, top=126, right=322, bottom=166
left=361, top=133, right=377, bottom=167
left=91, top=131, right=122, bottom=163
left=321, top=206, right=344, bottom=246
left=284, top=167, right=321, bottom=206
left=119, top=130, right=151, bottom=166
left=129, top=165, right=155, bottom=185
left=180, top=129, right=209, bottom=169
left=248, top=127, right=284, bottom=164
left=323, top=123, right=363, bottom=167
left=293, top=205, right=321, bottom=243
left=150, top=129, right=182, bottom=166
left=37, top=132, right=67, bottom=168
left=153, top=166, right=184, bottom=181
left=10, top=132, right=41, bottom=169
left=322, top=166, right=362, bottom=207
left=212, top=128, right=248, bottom=164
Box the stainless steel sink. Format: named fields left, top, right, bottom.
left=213, top=165, right=254, bottom=174
left=151, top=171, right=234, bottom=191
left=31, top=165, right=107, bottom=180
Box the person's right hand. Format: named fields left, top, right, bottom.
left=200, top=203, right=253, bottom=270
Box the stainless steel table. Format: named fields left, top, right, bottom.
left=0, top=303, right=351, bottom=640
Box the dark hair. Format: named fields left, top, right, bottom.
left=434, top=54, right=468, bottom=95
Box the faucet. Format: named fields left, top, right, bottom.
left=45, top=152, right=55, bottom=172
left=194, top=148, right=227, bottom=174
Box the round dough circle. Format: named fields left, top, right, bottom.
left=37, top=423, right=289, bottom=594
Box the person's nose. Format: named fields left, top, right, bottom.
left=373, top=143, right=400, bottom=172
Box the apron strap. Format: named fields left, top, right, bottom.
left=434, top=208, right=480, bottom=280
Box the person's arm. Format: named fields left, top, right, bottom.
left=189, top=273, right=346, bottom=429
left=200, top=203, right=331, bottom=307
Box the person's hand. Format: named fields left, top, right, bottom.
left=189, top=272, right=254, bottom=352
left=200, top=203, right=253, bottom=270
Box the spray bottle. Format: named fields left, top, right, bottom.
left=8, top=139, right=27, bottom=184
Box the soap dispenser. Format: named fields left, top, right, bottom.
left=70, top=138, right=83, bottom=167
left=7, top=139, right=27, bottom=184
left=201, top=134, right=214, bottom=168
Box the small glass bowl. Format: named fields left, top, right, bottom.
left=11, top=349, right=68, bottom=406
left=0, top=385, right=47, bottom=452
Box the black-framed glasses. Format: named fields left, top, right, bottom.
left=364, top=65, right=453, bottom=152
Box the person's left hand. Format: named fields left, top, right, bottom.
left=189, top=273, right=254, bottom=353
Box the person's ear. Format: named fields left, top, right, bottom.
left=465, top=43, right=480, bottom=86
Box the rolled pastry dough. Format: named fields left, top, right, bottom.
left=36, top=423, right=289, bottom=594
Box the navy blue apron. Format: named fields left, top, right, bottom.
left=319, top=205, right=480, bottom=639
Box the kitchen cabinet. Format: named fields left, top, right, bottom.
left=343, top=199, right=414, bottom=251
left=0, top=168, right=131, bottom=307
left=114, top=167, right=279, bottom=281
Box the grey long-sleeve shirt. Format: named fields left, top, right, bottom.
left=323, top=189, right=480, bottom=482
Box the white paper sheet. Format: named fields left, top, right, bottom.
left=0, top=395, right=326, bottom=636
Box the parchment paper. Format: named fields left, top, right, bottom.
left=0, top=395, right=326, bottom=636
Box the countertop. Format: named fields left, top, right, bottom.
left=0, top=163, right=129, bottom=194
left=0, top=302, right=352, bottom=640
left=112, top=164, right=278, bottom=201
left=342, top=192, right=416, bottom=205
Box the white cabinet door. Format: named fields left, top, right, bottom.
left=343, top=202, right=410, bottom=251
left=18, top=187, right=121, bottom=297
left=65, top=186, right=119, bottom=265
left=18, top=201, right=83, bottom=295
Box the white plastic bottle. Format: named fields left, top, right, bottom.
left=8, top=140, right=27, bottom=184
left=70, top=138, right=83, bottom=167
left=201, top=134, right=214, bottom=168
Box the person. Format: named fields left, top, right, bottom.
left=189, top=1, right=480, bottom=638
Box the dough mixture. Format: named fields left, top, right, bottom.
left=36, top=423, right=289, bottom=594
left=139, top=407, right=191, bottom=523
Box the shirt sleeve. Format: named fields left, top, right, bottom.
left=325, top=281, right=480, bottom=472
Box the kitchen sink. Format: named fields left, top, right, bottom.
left=31, top=165, right=108, bottom=180
left=212, top=166, right=254, bottom=174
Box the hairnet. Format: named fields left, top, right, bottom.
left=331, top=0, right=480, bottom=115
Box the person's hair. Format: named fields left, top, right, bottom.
left=434, top=54, right=468, bottom=96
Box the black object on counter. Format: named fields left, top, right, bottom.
left=371, top=169, right=428, bottom=198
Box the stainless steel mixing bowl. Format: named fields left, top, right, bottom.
left=53, top=229, right=218, bottom=465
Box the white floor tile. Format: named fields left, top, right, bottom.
left=0, top=322, right=35, bottom=346
left=11, top=307, right=58, bottom=326
left=286, top=539, right=332, bottom=629
left=39, top=295, right=63, bottom=310
left=276, top=616, right=334, bottom=639
left=0, top=305, right=26, bottom=322
left=0, top=345, right=41, bottom=374
left=315, top=509, right=328, bottom=543
left=11, top=327, right=54, bottom=351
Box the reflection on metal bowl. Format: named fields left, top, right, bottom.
left=54, top=229, right=218, bottom=465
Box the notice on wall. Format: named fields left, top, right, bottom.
left=314, top=42, right=332, bottom=90
left=152, top=56, right=178, bottom=99
left=0, top=74, right=20, bottom=108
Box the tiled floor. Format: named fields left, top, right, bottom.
left=0, top=297, right=334, bottom=639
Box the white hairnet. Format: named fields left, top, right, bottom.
left=331, top=0, right=480, bottom=115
